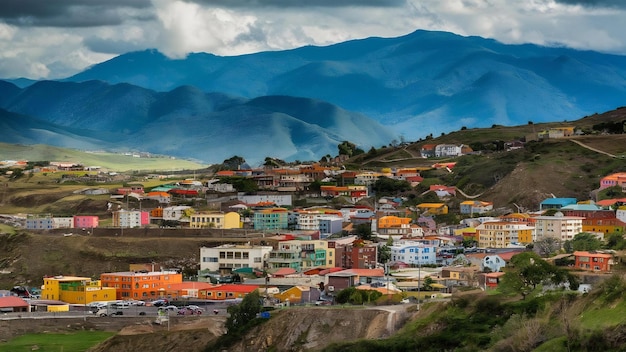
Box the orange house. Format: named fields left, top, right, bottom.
left=100, top=271, right=183, bottom=300
left=199, top=284, right=259, bottom=301
left=574, top=251, right=614, bottom=272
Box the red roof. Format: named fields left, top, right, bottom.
left=271, top=268, right=297, bottom=277
left=203, top=284, right=259, bottom=293
left=318, top=267, right=344, bottom=276
left=167, top=282, right=214, bottom=291
left=0, top=296, right=29, bottom=308
left=330, top=268, right=385, bottom=277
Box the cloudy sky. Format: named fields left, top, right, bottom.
left=0, top=0, right=624, bottom=79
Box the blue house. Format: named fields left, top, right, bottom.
left=539, top=198, right=577, bottom=211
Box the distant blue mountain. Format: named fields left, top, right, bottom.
left=0, top=81, right=394, bottom=165
left=68, top=30, right=626, bottom=138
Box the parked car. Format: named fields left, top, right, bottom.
left=177, top=307, right=202, bottom=315
left=151, top=299, right=169, bottom=307
left=130, top=300, right=146, bottom=306
left=315, top=299, right=332, bottom=306
left=184, top=305, right=204, bottom=312
left=159, top=305, right=179, bottom=312
left=113, top=301, right=131, bottom=309
left=93, top=307, right=124, bottom=317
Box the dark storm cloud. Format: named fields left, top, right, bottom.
left=554, top=0, right=626, bottom=8
left=83, top=37, right=148, bottom=55
left=182, top=0, right=406, bottom=8
left=0, top=0, right=153, bottom=27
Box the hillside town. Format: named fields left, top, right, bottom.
left=1, top=148, right=625, bottom=316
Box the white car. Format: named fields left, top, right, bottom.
left=130, top=300, right=146, bottom=306
left=160, top=305, right=179, bottom=312
left=113, top=301, right=131, bottom=309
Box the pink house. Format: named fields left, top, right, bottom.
left=600, top=172, right=626, bottom=190
left=74, top=215, right=99, bottom=229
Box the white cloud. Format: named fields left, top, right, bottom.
left=0, top=0, right=626, bottom=79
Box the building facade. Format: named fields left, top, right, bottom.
left=390, top=241, right=437, bottom=265
left=476, top=221, right=535, bottom=248
left=41, top=275, right=116, bottom=304
left=190, top=212, right=241, bottom=229
left=100, top=271, right=183, bottom=300
left=199, top=244, right=273, bottom=272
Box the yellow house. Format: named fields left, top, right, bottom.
left=273, top=286, right=311, bottom=303
left=476, top=221, right=535, bottom=248
left=189, top=211, right=241, bottom=229
left=41, top=275, right=116, bottom=304
left=378, top=215, right=412, bottom=236
left=417, top=203, right=449, bottom=215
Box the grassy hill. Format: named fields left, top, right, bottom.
left=347, top=108, right=626, bottom=211
left=0, top=143, right=208, bottom=172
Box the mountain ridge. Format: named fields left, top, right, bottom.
left=64, top=29, right=626, bottom=138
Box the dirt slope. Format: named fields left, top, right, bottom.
left=226, top=306, right=414, bottom=352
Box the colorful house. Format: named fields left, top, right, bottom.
left=460, top=200, right=494, bottom=215
left=190, top=211, right=241, bottom=229
left=100, top=271, right=183, bottom=301
left=377, top=215, right=412, bottom=236
left=199, top=284, right=259, bottom=300
left=599, top=172, right=626, bottom=190
left=74, top=215, right=100, bottom=229
left=574, top=251, right=614, bottom=272
left=41, top=275, right=116, bottom=304
left=417, top=203, right=449, bottom=215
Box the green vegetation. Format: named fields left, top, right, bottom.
left=0, top=331, right=115, bottom=352
left=208, top=290, right=266, bottom=351
left=0, top=143, right=206, bottom=172
left=323, top=278, right=626, bottom=352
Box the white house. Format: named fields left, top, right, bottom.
left=390, top=241, right=437, bottom=265
left=200, top=244, right=273, bottom=272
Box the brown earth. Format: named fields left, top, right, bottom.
left=226, top=306, right=414, bottom=352
left=0, top=231, right=277, bottom=289
left=0, top=306, right=414, bottom=352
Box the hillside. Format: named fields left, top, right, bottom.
left=0, top=85, right=394, bottom=165
left=347, top=110, right=626, bottom=211
left=0, top=143, right=207, bottom=172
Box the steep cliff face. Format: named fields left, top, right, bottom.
left=228, top=306, right=414, bottom=352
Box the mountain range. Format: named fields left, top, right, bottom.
left=1, top=29, right=626, bottom=164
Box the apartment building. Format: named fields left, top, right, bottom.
left=534, top=213, right=584, bottom=242
left=41, top=275, right=115, bottom=304
left=100, top=271, right=183, bottom=300
left=189, top=211, right=240, bottom=229
left=476, top=221, right=535, bottom=248
left=199, top=244, right=273, bottom=272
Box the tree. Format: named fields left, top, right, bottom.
left=225, top=290, right=261, bottom=334
left=353, top=223, right=372, bottom=241
left=423, top=276, right=435, bottom=291
left=372, top=176, right=412, bottom=196
left=605, top=233, right=626, bottom=250
left=378, top=236, right=392, bottom=264
left=533, top=237, right=560, bottom=257
left=571, top=232, right=602, bottom=251
left=499, top=252, right=573, bottom=300
left=222, top=156, right=246, bottom=170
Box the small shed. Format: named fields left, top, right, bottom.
left=0, top=296, right=29, bottom=313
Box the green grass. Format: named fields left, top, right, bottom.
left=0, top=143, right=207, bottom=172
left=579, top=297, right=626, bottom=328
left=0, top=224, right=16, bottom=234
left=0, top=331, right=115, bottom=352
